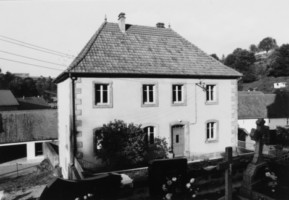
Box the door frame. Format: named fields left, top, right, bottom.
left=170, top=121, right=190, bottom=158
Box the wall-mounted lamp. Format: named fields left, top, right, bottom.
left=196, top=81, right=207, bottom=91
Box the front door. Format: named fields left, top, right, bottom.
left=172, top=125, right=185, bottom=157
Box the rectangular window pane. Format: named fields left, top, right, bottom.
left=173, top=85, right=176, bottom=102
left=95, top=84, right=101, bottom=104
left=207, top=123, right=210, bottom=139
left=149, top=132, right=154, bottom=144
left=206, top=86, right=210, bottom=101
left=176, top=135, right=179, bottom=143
left=143, top=85, right=147, bottom=103
left=149, top=89, right=154, bottom=102
left=177, top=88, right=182, bottom=102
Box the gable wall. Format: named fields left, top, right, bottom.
left=57, top=79, right=72, bottom=178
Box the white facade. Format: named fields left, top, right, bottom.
left=58, top=76, right=238, bottom=178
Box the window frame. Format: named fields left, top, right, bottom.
left=205, top=84, right=218, bottom=105
left=205, top=120, right=219, bottom=143
left=172, top=83, right=186, bottom=106
left=144, top=126, right=155, bottom=145
left=93, top=81, right=113, bottom=108
left=141, top=83, right=158, bottom=107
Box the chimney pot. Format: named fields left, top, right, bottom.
left=118, top=13, right=126, bottom=33
left=156, top=22, right=165, bottom=28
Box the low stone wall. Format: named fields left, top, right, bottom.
left=43, top=142, right=59, bottom=167
left=91, top=153, right=253, bottom=192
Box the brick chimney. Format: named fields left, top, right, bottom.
left=118, top=12, right=126, bottom=33
left=156, top=22, right=165, bottom=28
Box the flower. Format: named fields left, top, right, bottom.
left=162, top=184, right=167, bottom=191
left=192, top=194, right=196, bottom=198
left=167, top=180, right=172, bottom=185
left=186, top=183, right=191, bottom=188
left=165, top=193, right=173, bottom=200
left=172, top=177, right=177, bottom=182
left=190, top=178, right=195, bottom=183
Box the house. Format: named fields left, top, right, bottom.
left=273, top=82, right=286, bottom=89
left=54, top=13, right=242, bottom=179
left=0, top=109, right=58, bottom=162
left=238, top=91, right=289, bottom=149
left=0, top=90, right=19, bottom=111
left=0, top=90, right=57, bottom=163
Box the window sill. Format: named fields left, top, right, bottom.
left=142, top=103, right=158, bottom=107
left=172, top=102, right=186, bottom=106
left=205, top=139, right=218, bottom=143
left=205, top=101, right=218, bottom=105
left=93, top=104, right=113, bottom=108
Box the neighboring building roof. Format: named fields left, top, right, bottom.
left=0, top=90, right=19, bottom=107
left=238, top=91, right=267, bottom=119
left=55, top=19, right=241, bottom=83
left=238, top=91, right=289, bottom=119
left=0, top=110, right=57, bottom=144
left=17, top=97, right=51, bottom=110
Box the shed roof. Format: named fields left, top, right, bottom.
left=0, top=90, right=19, bottom=107
left=55, top=21, right=241, bottom=83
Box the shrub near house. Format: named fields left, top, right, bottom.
left=94, top=120, right=168, bottom=170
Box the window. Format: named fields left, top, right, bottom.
left=172, top=84, right=184, bottom=103
left=144, top=126, right=155, bottom=144
left=206, top=122, right=217, bottom=141
left=206, top=84, right=217, bottom=103
left=94, top=83, right=112, bottom=107
left=142, top=84, right=157, bottom=106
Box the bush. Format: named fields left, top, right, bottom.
left=94, top=120, right=168, bottom=170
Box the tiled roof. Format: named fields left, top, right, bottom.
left=238, top=91, right=267, bottom=119
left=238, top=91, right=289, bottom=119
left=0, top=90, right=19, bottom=107
left=55, top=22, right=241, bottom=82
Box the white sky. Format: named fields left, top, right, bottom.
left=0, top=0, right=288, bottom=77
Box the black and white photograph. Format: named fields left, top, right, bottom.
left=0, top=0, right=289, bottom=199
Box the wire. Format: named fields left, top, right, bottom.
left=0, top=50, right=68, bottom=67
left=0, top=34, right=75, bottom=58
left=0, top=57, right=64, bottom=71
left=0, top=37, right=75, bottom=58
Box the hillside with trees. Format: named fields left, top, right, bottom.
left=214, top=37, right=289, bottom=93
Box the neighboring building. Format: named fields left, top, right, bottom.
left=274, top=82, right=287, bottom=89
left=238, top=91, right=289, bottom=149
left=17, top=96, right=51, bottom=110
left=0, top=110, right=58, bottom=162
left=54, top=13, right=242, bottom=179
left=0, top=90, right=19, bottom=111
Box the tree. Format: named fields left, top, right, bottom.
left=268, top=44, right=289, bottom=77
left=249, top=44, right=258, bottom=53
left=94, top=120, right=168, bottom=170
left=258, top=37, right=278, bottom=53
left=210, top=54, right=219, bottom=61
left=224, top=48, right=257, bottom=82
